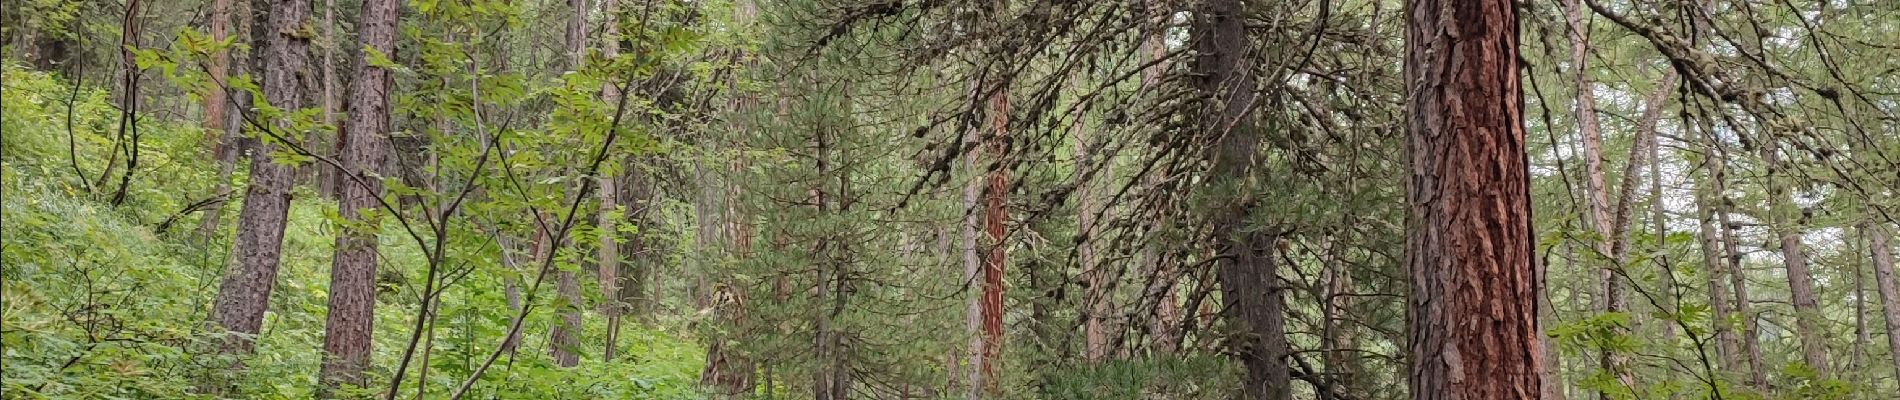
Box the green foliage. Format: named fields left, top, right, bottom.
left=2, top=64, right=706, bottom=398
left=3, top=64, right=216, bottom=398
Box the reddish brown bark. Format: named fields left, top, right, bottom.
left=316, top=0, right=399, bottom=392
left=1403, top=0, right=1543, bottom=398
left=203, top=0, right=230, bottom=146
left=978, top=86, right=1009, bottom=395
left=196, top=0, right=251, bottom=242
left=208, top=0, right=313, bottom=356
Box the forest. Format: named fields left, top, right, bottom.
left=1, top=0, right=1898, bottom=398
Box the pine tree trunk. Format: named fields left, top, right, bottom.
left=196, top=0, right=248, bottom=243
left=1404, top=0, right=1543, bottom=398
left=541, top=220, right=580, bottom=367
left=1135, top=15, right=1179, bottom=355
left=1541, top=244, right=1568, bottom=400
left=597, top=0, right=623, bottom=362
left=1644, top=74, right=1677, bottom=345
left=1190, top=0, right=1290, bottom=398
left=1712, top=158, right=1769, bottom=388
left=204, top=0, right=231, bottom=147
left=1867, top=223, right=1900, bottom=386
left=698, top=2, right=759, bottom=396
left=1559, top=0, right=1639, bottom=392
left=813, top=103, right=841, bottom=400
left=1322, top=234, right=1361, bottom=398
left=548, top=0, right=590, bottom=368
left=312, top=0, right=339, bottom=199
left=1695, top=178, right=1740, bottom=373
left=316, top=0, right=398, bottom=392
left=978, top=83, right=1010, bottom=397
left=1075, top=82, right=1108, bottom=363
left=551, top=266, right=582, bottom=367
left=620, top=159, right=652, bottom=319
left=961, top=139, right=985, bottom=398
left=1852, top=228, right=1871, bottom=380
left=208, top=0, right=312, bottom=357
left=1762, top=142, right=1831, bottom=374
left=198, top=87, right=250, bottom=242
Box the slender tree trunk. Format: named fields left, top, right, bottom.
left=208, top=0, right=311, bottom=358
left=199, top=84, right=251, bottom=241
left=1642, top=73, right=1677, bottom=345
left=1852, top=228, right=1870, bottom=380
left=1075, top=83, right=1108, bottom=364
left=547, top=0, right=590, bottom=368
left=813, top=104, right=839, bottom=400
left=534, top=217, right=580, bottom=367
left=313, top=0, right=339, bottom=199
left=698, top=2, right=759, bottom=396
left=498, top=233, right=526, bottom=355
left=597, top=0, right=623, bottom=362
left=1560, top=0, right=1639, bottom=392
left=619, top=170, right=652, bottom=318
left=1191, top=0, right=1289, bottom=399
left=1695, top=176, right=1740, bottom=373
left=106, top=0, right=144, bottom=206
left=961, top=138, right=985, bottom=398
left=1762, top=142, right=1831, bottom=374
left=977, top=82, right=1010, bottom=397
left=1542, top=244, right=1568, bottom=400
left=1135, top=14, right=1179, bottom=355
left=316, top=0, right=399, bottom=392
left=197, top=99, right=246, bottom=242
left=813, top=100, right=854, bottom=400
left=1712, top=157, right=1769, bottom=388
left=598, top=168, right=621, bottom=356
left=550, top=259, right=583, bottom=367
left=1866, top=223, right=1900, bottom=386
left=1404, top=0, right=1543, bottom=399
left=204, top=0, right=231, bottom=146
left=195, top=0, right=246, bottom=242
left=524, top=216, right=578, bottom=367
left=1322, top=234, right=1361, bottom=398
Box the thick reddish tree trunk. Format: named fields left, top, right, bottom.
left=208, top=0, right=312, bottom=356
left=316, top=0, right=398, bottom=392
left=1403, top=0, right=1543, bottom=398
